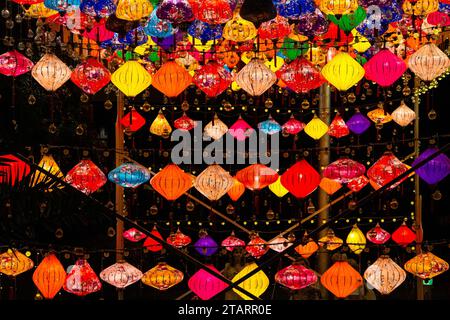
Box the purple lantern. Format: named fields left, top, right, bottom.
left=194, top=231, right=219, bottom=256
left=346, top=111, right=371, bottom=135
left=152, top=29, right=184, bottom=52
left=296, top=9, right=329, bottom=39
left=412, top=147, right=450, bottom=185
left=156, top=0, right=194, bottom=24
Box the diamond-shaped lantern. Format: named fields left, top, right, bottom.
left=321, top=260, right=363, bottom=298
left=65, top=160, right=107, bottom=195
left=408, top=43, right=450, bottom=81
left=111, top=60, right=152, bottom=97
left=276, top=58, right=325, bottom=93
left=366, top=223, right=390, bottom=245
left=32, top=253, right=66, bottom=299
left=143, top=226, right=164, bottom=252
left=120, top=107, right=146, bottom=132
left=167, top=228, right=192, bottom=248
left=63, top=259, right=102, bottom=296
left=221, top=231, right=245, bottom=252
left=194, top=231, right=219, bottom=256
left=328, top=113, right=350, bottom=138
left=391, top=222, right=416, bottom=246
left=193, top=62, right=233, bottom=97
left=364, top=49, right=407, bottom=87
left=152, top=61, right=192, bottom=98
left=108, top=162, right=151, bottom=188
left=364, top=256, right=406, bottom=295
left=258, top=116, right=282, bottom=135
left=71, top=58, right=111, bottom=95
left=268, top=176, right=289, bottom=198
left=228, top=116, right=254, bottom=141
left=412, top=147, right=450, bottom=185
left=0, top=249, right=34, bottom=276
left=232, top=262, right=269, bottom=300
left=282, top=115, right=305, bottom=135
left=280, top=160, right=320, bottom=198
left=141, top=262, right=184, bottom=290
left=100, top=261, right=143, bottom=288
left=194, top=164, right=234, bottom=201
left=0, top=50, right=34, bottom=77
left=246, top=234, right=268, bottom=259
left=235, top=59, right=277, bottom=96
left=367, top=152, right=408, bottom=190
left=321, top=52, right=365, bottom=91
left=174, top=113, right=197, bottom=131
left=391, top=101, right=416, bottom=127
left=304, top=115, right=329, bottom=140
left=150, top=164, right=193, bottom=200
left=188, top=265, right=229, bottom=300
left=404, top=252, right=449, bottom=279
left=204, top=113, right=229, bottom=140
left=346, top=111, right=371, bottom=135
left=32, top=53, right=72, bottom=91
left=227, top=177, right=246, bottom=201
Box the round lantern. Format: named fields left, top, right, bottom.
left=194, top=165, right=234, bottom=201
left=190, top=0, right=233, bottom=25
left=408, top=43, right=450, bottom=81
left=258, top=116, right=282, bottom=135
left=321, top=52, right=365, bottom=91
left=194, top=231, right=219, bottom=256
left=304, top=115, right=329, bottom=140
left=366, top=223, right=391, bottom=245
left=391, top=101, right=416, bottom=127
left=323, top=158, right=366, bottom=184
left=282, top=115, right=305, bottom=135
left=64, top=159, right=107, bottom=195
left=402, top=0, right=439, bottom=16
left=0, top=50, right=34, bottom=77
left=0, top=249, right=34, bottom=276
left=346, top=224, right=366, bottom=255
left=111, top=60, right=152, bottom=97
left=404, top=252, right=449, bottom=279
left=120, top=107, right=146, bottom=132
left=63, top=259, right=102, bottom=296
left=204, top=113, right=229, bottom=140
left=258, top=15, right=291, bottom=40
left=71, top=58, right=111, bottom=95
left=143, top=226, right=164, bottom=252
left=232, top=262, right=270, bottom=300
left=227, top=177, right=246, bottom=201
left=236, top=164, right=279, bottom=191
left=115, top=0, right=153, bottom=21
left=108, top=162, right=151, bottom=188
left=123, top=228, right=146, bottom=242
left=32, top=53, right=72, bottom=92
left=364, top=256, right=406, bottom=295
left=222, top=231, right=246, bottom=251
left=167, top=228, right=192, bottom=248
left=235, top=59, right=277, bottom=96
left=276, top=58, right=325, bottom=94
left=347, top=175, right=369, bottom=192
left=367, top=152, right=409, bottom=190
left=32, top=253, right=66, bottom=299
left=318, top=229, right=343, bottom=251
left=150, top=164, right=193, bottom=200
left=29, top=154, right=65, bottom=189
left=246, top=234, right=269, bottom=259
left=188, top=265, right=229, bottom=300
left=295, top=236, right=319, bottom=258
left=391, top=222, right=416, bottom=246
left=280, top=160, right=320, bottom=198
left=174, top=113, right=197, bottom=131
left=320, top=260, right=363, bottom=298
left=80, top=0, right=116, bottom=18
left=223, top=13, right=257, bottom=42
left=156, top=0, right=194, bottom=24
left=151, top=61, right=192, bottom=98
left=100, top=261, right=143, bottom=288
left=364, top=49, right=407, bottom=87
left=228, top=116, right=254, bottom=141
left=141, top=262, right=184, bottom=290
left=319, top=177, right=342, bottom=195
left=275, top=263, right=318, bottom=290
left=346, top=111, right=371, bottom=135
left=268, top=236, right=292, bottom=253
left=412, top=147, right=450, bottom=185
left=25, top=3, right=59, bottom=18
left=319, top=0, right=359, bottom=15
left=150, top=110, right=172, bottom=137
left=144, top=8, right=176, bottom=38
left=328, top=113, right=350, bottom=138
left=269, top=176, right=289, bottom=198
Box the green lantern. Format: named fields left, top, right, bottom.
left=281, top=38, right=309, bottom=61
left=327, top=6, right=366, bottom=33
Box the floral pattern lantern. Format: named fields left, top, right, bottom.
left=188, top=265, right=228, bottom=300
left=391, top=101, right=416, bottom=127
left=152, top=61, right=192, bottom=98
left=347, top=175, right=369, bottom=192
left=115, top=0, right=153, bottom=21
left=120, top=108, right=146, bottom=132
left=111, top=60, right=152, bottom=97
left=222, top=232, right=246, bottom=252
left=63, top=259, right=102, bottom=296
left=167, top=228, right=192, bottom=248
left=328, top=113, right=350, bottom=138
left=235, top=59, right=277, bottom=96
left=268, top=236, right=292, bottom=253
left=321, top=260, right=363, bottom=298
left=236, top=164, right=279, bottom=191
left=193, top=62, right=233, bottom=97
left=319, top=177, right=342, bottom=195
left=232, top=262, right=270, bottom=300
left=227, top=177, right=246, bottom=201
left=412, top=147, right=450, bottom=185
left=65, top=160, right=107, bottom=195
left=275, top=263, right=318, bottom=290
left=346, top=111, right=371, bottom=135
left=404, top=252, right=449, bottom=279
left=408, top=43, right=450, bottom=81
left=32, top=253, right=66, bottom=299
left=71, top=58, right=111, bottom=95
left=364, top=256, right=406, bottom=295
left=0, top=50, right=34, bottom=77
left=366, top=223, right=391, bottom=245
left=391, top=222, right=416, bottom=246
left=318, top=229, right=343, bottom=251
left=364, top=49, right=406, bottom=87
left=32, top=54, right=72, bottom=91
left=141, top=262, right=184, bottom=290
left=282, top=115, right=305, bottom=135
left=108, top=162, right=151, bottom=188
left=150, top=164, right=193, bottom=200
left=321, top=52, right=365, bottom=91
left=150, top=110, right=172, bottom=137
left=276, top=58, right=325, bottom=94
left=0, top=249, right=34, bottom=276
left=223, top=13, right=257, bottom=42
left=80, top=0, right=116, bottom=18
left=280, top=160, right=321, bottom=198
left=367, top=152, right=408, bottom=190
left=174, top=113, right=197, bottom=131
left=269, top=176, right=289, bottom=198
left=194, top=230, right=219, bottom=256
left=323, top=158, right=366, bottom=184
left=123, top=228, right=146, bottom=242
left=304, top=115, right=329, bottom=140
left=194, top=164, right=234, bottom=201
left=258, top=15, right=291, bottom=40
left=346, top=224, right=366, bottom=255
left=190, top=0, right=233, bottom=25
left=100, top=261, right=143, bottom=288
left=246, top=234, right=269, bottom=258
left=228, top=116, right=254, bottom=141
left=156, top=0, right=194, bottom=24
left=143, top=226, right=164, bottom=252
left=204, top=113, right=229, bottom=140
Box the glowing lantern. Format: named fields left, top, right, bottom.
left=120, top=108, right=146, bottom=132
left=258, top=116, right=282, bottom=135
left=111, top=60, right=152, bottom=97
left=346, top=111, right=371, bottom=135
left=235, top=59, right=276, bottom=96
left=258, top=15, right=291, bottom=40
left=204, top=113, right=229, bottom=140
left=174, top=113, right=197, bottom=131
left=29, top=155, right=64, bottom=188
left=347, top=175, right=369, bottom=192
left=295, top=235, right=319, bottom=258
left=25, top=3, right=59, bottom=18
left=346, top=224, right=366, bottom=255
left=328, top=113, right=349, bottom=138
left=404, top=252, right=449, bottom=279
left=150, top=110, right=172, bottom=138
left=321, top=53, right=365, bottom=91
left=304, top=115, right=329, bottom=140
left=402, top=0, right=439, bottom=16
left=0, top=155, right=30, bottom=186
left=143, top=226, right=164, bottom=252
left=236, top=164, right=279, bottom=191
left=188, top=265, right=228, bottom=300
left=167, top=228, right=192, bottom=248
left=80, top=0, right=116, bottom=18
left=350, top=29, right=371, bottom=53
left=232, top=262, right=269, bottom=300
left=275, top=263, right=318, bottom=290
left=323, top=158, right=366, bottom=183
left=223, top=14, right=257, bottom=42
left=156, top=0, right=194, bottom=24
left=144, top=9, right=176, bottom=38
left=194, top=164, right=234, bottom=201
left=364, top=256, right=406, bottom=295
left=222, top=232, right=246, bottom=252
left=319, top=0, right=359, bottom=15
left=391, top=101, right=416, bottom=127
left=367, top=106, right=392, bottom=125
left=321, top=260, right=363, bottom=298
left=269, top=177, right=289, bottom=198
left=364, top=49, right=407, bottom=87
left=193, top=62, right=233, bottom=97
left=0, top=50, right=34, bottom=77
left=319, top=177, right=342, bottom=195
left=108, top=162, right=151, bottom=188
left=123, top=228, right=146, bottom=242
left=427, top=11, right=450, bottom=26
left=366, top=223, right=390, bottom=245
left=71, top=58, right=110, bottom=95
left=268, top=236, right=292, bottom=253
left=276, top=58, right=324, bottom=94
left=141, top=262, right=184, bottom=290
left=100, top=261, right=143, bottom=288
left=318, top=229, right=343, bottom=251
left=246, top=234, right=269, bottom=258
left=367, top=152, right=409, bottom=190
left=0, top=249, right=34, bottom=276
left=408, top=43, right=450, bottom=81
left=227, top=177, right=246, bottom=201
left=115, top=0, right=153, bottom=21
left=412, top=147, right=450, bottom=185
left=65, top=160, right=107, bottom=195
left=32, top=54, right=72, bottom=91
left=152, top=61, right=192, bottom=97
left=190, top=0, right=233, bottom=24
left=194, top=231, right=219, bottom=257
left=32, top=253, right=66, bottom=299
left=150, top=164, right=193, bottom=200
left=229, top=116, right=254, bottom=141
left=64, top=259, right=102, bottom=296
left=282, top=115, right=305, bottom=135
left=391, top=222, right=416, bottom=246
left=280, top=160, right=320, bottom=198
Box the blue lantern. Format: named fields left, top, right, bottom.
left=80, top=0, right=116, bottom=18
left=144, top=8, right=177, bottom=38
left=44, top=0, right=70, bottom=12
left=187, top=20, right=223, bottom=42
left=100, top=33, right=125, bottom=50
left=108, top=162, right=151, bottom=188
left=356, top=2, right=402, bottom=40
left=273, top=0, right=316, bottom=20
left=120, top=26, right=148, bottom=46
left=258, top=116, right=282, bottom=135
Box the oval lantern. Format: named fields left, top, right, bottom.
left=0, top=249, right=34, bottom=276
left=71, top=58, right=111, bottom=95
left=123, top=228, right=146, bottom=242
left=404, top=252, right=449, bottom=279
left=232, top=262, right=270, bottom=300
left=223, top=13, right=257, bottom=42
left=32, top=253, right=66, bottom=299
left=143, top=226, right=164, bottom=252
left=63, top=259, right=102, bottom=296
left=276, top=58, right=325, bottom=93
left=321, top=52, right=365, bottom=91
left=295, top=235, right=319, bottom=259
left=275, top=263, right=318, bottom=290
left=282, top=115, right=305, bottom=135
left=141, top=262, right=184, bottom=290
left=31, top=53, right=72, bottom=91
left=323, top=158, right=366, bottom=184
left=318, top=229, right=343, bottom=251
left=156, top=0, right=194, bottom=24
left=304, top=115, right=329, bottom=140
left=321, top=260, right=363, bottom=298
left=412, top=146, right=450, bottom=185
left=194, top=230, right=219, bottom=257
left=236, top=164, right=279, bottom=191
left=235, top=59, right=277, bottom=96
left=246, top=234, right=269, bottom=259
left=0, top=50, right=34, bottom=77
left=108, top=162, right=151, bottom=188
left=280, top=160, right=320, bottom=198
left=391, top=222, right=416, bottom=246
left=100, top=261, right=143, bottom=288
left=151, top=61, right=192, bottom=97
left=115, top=0, right=153, bottom=21
left=150, top=164, right=193, bottom=200
left=222, top=232, right=246, bottom=252
left=319, top=0, right=359, bottom=15
left=64, top=160, right=107, bottom=195
left=111, top=60, right=152, bottom=97
left=364, top=256, right=406, bottom=295
left=364, top=49, right=407, bottom=87
left=408, top=43, right=450, bottom=81
left=194, top=165, right=234, bottom=201
left=346, top=224, right=366, bottom=255
left=188, top=265, right=228, bottom=300
left=366, top=223, right=391, bottom=245
left=227, top=177, right=246, bottom=201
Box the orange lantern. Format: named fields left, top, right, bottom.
left=404, top=252, right=449, bottom=279
left=318, top=229, right=343, bottom=251
left=236, top=164, right=279, bottom=191
left=295, top=233, right=319, bottom=259
left=0, top=249, right=34, bottom=276
left=367, top=105, right=392, bottom=125
left=141, top=262, right=184, bottom=290
left=150, top=164, right=193, bottom=200
left=227, top=177, right=246, bottom=201
left=194, top=164, right=234, bottom=201
left=151, top=61, right=192, bottom=98
left=321, top=260, right=363, bottom=298
left=32, top=253, right=66, bottom=299
left=319, top=177, right=342, bottom=195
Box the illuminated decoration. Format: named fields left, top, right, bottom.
left=228, top=116, right=254, bottom=141
left=80, top=0, right=116, bottom=18
left=273, top=0, right=315, bottom=19
left=364, top=256, right=406, bottom=295
left=188, top=265, right=228, bottom=300
left=141, top=262, right=184, bottom=290
left=426, top=11, right=450, bottom=26
left=150, top=110, right=172, bottom=137
left=204, top=113, right=229, bottom=140
left=152, top=61, right=192, bottom=98
left=44, top=0, right=69, bottom=12
left=404, top=252, right=449, bottom=279
left=63, top=259, right=102, bottom=296
left=367, top=106, right=392, bottom=125
left=268, top=236, right=292, bottom=252
left=120, top=108, right=146, bottom=132
left=167, top=228, right=192, bottom=248
left=31, top=54, right=72, bottom=91
left=65, top=160, right=107, bottom=195
left=295, top=235, right=319, bottom=258
left=222, top=232, right=245, bottom=251
left=350, top=29, right=371, bottom=53
left=194, top=164, right=234, bottom=201
left=319, top=0, right=359, bottom=15
left=29, top=155, right=64, bottom=188
left=268, top=177, right=289, bottom=198
left=275, top=263, right=318, bottom=290
left=276, top=58, right=324, bottom=94
left=227, top=177, right=246, bottom=201
left=156, top=0, right=194, bottom=24
left=323, top=158, right=366, bottom=184
left=111, top=60, right=152, bottom=97
left=328, top=5, right=366, bottom=32
left=100, top=261, right=143, bottom=288
left=223, top=13, right=257, bottom=42
left=236, top=164, right=279, bottom=191
left=367, top=152, right=408, bottom=190
left=391, top=222, right=416, bottom=246
left=246, top=234, right=269, bottom=259
left=24, top=3, right=59, bottom=18
left=190, top=0, right=233, bottom=24
left=115, top=0, right=153, bottom=21
left=328, top=113, right=349, bottom=138
left=150, top=164, right=193, bottom=200
left=143, top=226, right=164, bottom=252
left=408, top=43, right=450, bottom=81
left=346, top=224, right=366, bottom=255
left=239, top=0, right=277, bottom=28
left=319, top=177, right=342, bottom=195
left=295, top=9, right=329, bottom=38
left=232, top=262, right=270, bottom=300
left=11, top=0, right=44, bottom=5
left=346, top=111, right=371, bottom=135
left=318, top=229, right=343, bottom=251
left=412, top=147, right=450, bottom=185
left=235, top=59, right=276, bottom=96
left=391, top=101, right=416, bottom=127
left=258, top=116, right=282, bottom=135
left=0, top=50, right=34, bottom=77
left=258, top=15, right=291, bottom=40
left=32, top=253, right=66, bottom=299
left=144, top=8, right=176, bottom=38
left=364, top=49, right=406, bottom=87
left=0, top=249, right=34, bottom=276
left=71, top=58, right=111, bottom=95
left=366, top=223, right=390, bottom=245
left=173, top=113, right=196, bottom=131
left=282, top=115, right=305, bottom=135
left=280, top=160, right=320, bottom=198
left=123, top=228, right=146, bottom=242
left=402, top=0, right=439, bottom=16
left=194, top=230, right=219, bottom=256
left=108, top=162, right=151, bottom=188
left=347, top=175, right=369, bottom=192
left=193, top=62, right=233, bottom=97
left=187, top=20, right=223, bottom=42
left=83, top=19, right=115, bottom=43
left=0, top=154, right=30, bottom=186
left=321, top=52, right=365, bottom=91
left=321, top=260, right=363, bottom=298
left=304, top=115, right=329, bottom=140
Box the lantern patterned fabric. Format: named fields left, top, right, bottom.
left=276, top=58, right=325, bottom=94
left=323, top=158, right=366, bottom=184
left=204, top=114, right=229, bottom=140
left=235, top=59, right=277, bottom=96
left=227, top=177, right=246, bottom=201
left=111, top=60, right=152, bottom=97
left=32, top=253, right=66, bottom=299
left=366, top=223, right=391, bottom=245
left=318, top=229, right=343, bottom=251
left=0, top=50, right=34, bottom=77
left=328, top=113, right=350, bottom=138
left=364, top=49, right=407, bottom=87
left=236, top=164, right=279, bottom=191
left=280, top=160, right=320, bottom=198
left=32, top=54, right=72, bottom=91
left=367, top=152, right=409, bottom=190
left=404, top=252, right=449, bottom=279
left=188, top=265, right=228, bottom=300
left=120, top=108, right=146, bottom=132
left=65, top=160, right=107, bottom=195
left=408, top=43, right=450, bottom=81
left=391, top=101, right=416, bottom=127
left=152, top=61, right=192, bottom=97
left=269, top=176, right=289, bottom=198
left=412, top=146, right=450, bottom=185
left=391, top=222, right=416, bottom=246
left=232, top=262, right=270, bottom=300
left=150, top=164, right=193, bottom=200
left=115, top=0, right=153, bottom=21
left=275, top=263, right=318, bottom=290
left=321, top=52, right=365, bottom=91
left=193, top=62, right=233, bottom=97
left=150, top=111, right=172, bottom=137
left=346, top=111, right=371, bottom=135
left=108, top=162, right=151, bottom=188
left=71, top=58, right=111, bottom=95
left=0, top=249, right=34, bottom=276
left=222, top=232, right=246, bottom=252
left=167, top=228, right=192, bottom=248
left=143, top=226, right=164, bottom=252
left=319, top=177, right=342, bottom=195
left=304, top=115, right=329, bottom=140
left=100, top=261, right=143, bottom=288
left=194, top=165, right=234, bottom=201
left=346, top=224, right=366, bottom=255
left=123, top=228, right=146, bottom=242
left=141, top=262, right=184, bottom=290
left=246, top=234, right=269, bottom=259
left=321, top=260, right=363, bottom=298
left=364, top=256, right=406, bottom=295
left=63, top=259, right=102, bottom=296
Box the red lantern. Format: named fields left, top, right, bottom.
left=71, top=58, right=111, bottom=95
left=258, top=15, right=291, bottom=40
left=0, top=50, right=34, bottom=77
left=314, top=22, right=353, bottom=48
left=167, top=228, right=192, bottom=248
left=11, top=0, right=43, bottom=5
left=63, top=259, right=102, bottom=296
left=282, top=115, right=305, bottom=135
left=323, top=158, right=366, bottom=184
left=236, top=164, right=279, bottom=190
left=150, top=164, right=193, bottom=200
left=190, top=0, right=233, bottom=25
left=280, top=160, right=320, bottom=198
left=392, top=222, right=416, bottom=246
left=246, top=234, right=268, bottom=259
left=275, top=263, right=318, bottom=290
left=364, top=49, right=407, bottom=87
left=120, top=108, right=146, bottom=132
left=347, top=175, right=369, bottom=192
left=276, top=58, right=325, bottom=94
left=0, top=154, right=30, bottom=186
left=174, top=113, right=197, bottom=131
left=366, top=223, right=391, bottom=245
left=123, top=228, right=146, bottom=242
left=221, top=231, right=245, bottom=252
left=193, top=62, right=233, bottom=97
left=427, top=11, right=450, bottom=26
left=367, top=152, right=408, bottom=190
left=143, top=226, right=164, bottom=252
left=188, top=265, right=229, bottom=300
left=64, top=160, right=107, bottom=195
left=328, top=113, right=349, bottom=138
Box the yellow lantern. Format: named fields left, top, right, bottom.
left=141, top=262, right=184, bottom=290
left=404, top=252, right=449, bottom=279
left=235, top=59, right=277, bottom=96
left=0, top=249, right=34, bottom=276
left=150, top=110, right=172, bottom=138
left=25, top=3, right=58, bottom=18
left=223, top=14, right=257, bottom=42
left=367, top=105, right=392, bottom=125
left=268, top=176, right=289, bottom=198
left=321, top=52, right=365, bottom=91
left=364, top=256, right=406, bottom=295
left=264, top=56, right=285, bottom=73
left=30, top=155, right=65, bottom=190
left=318, top=229, right=343, bottom=251
left=346, top=224, right=366, bottom=255
left=304, top=115, right=329, bottom=140
left=32, top=54, right=72, bottom=92
left=188, top=36, right=214, bottom=52
left=306, top=47, right=326, bottom=66
left=319, top=0, right=359, bottom=15
left=231, top=81, right=241, bottom=91
left=111, top=60, right=152, bottom=97
left=408, top=43, right=450, bottom=81
left=194, top=164, right=234, bottom=201
left=204, top=113, right=228, bottom=140
left=232, top=262, right=269, bottom=300
left=350, top=30, right=371, bottom=53
left=391, top=101, right=416, bottom=127
left=115, top=0, right=153, bottom=21
left=319, top=177, right=342, bottom=195
left=402, top=0, right=439, bottom=16
left=134, top=37, right=157, bottom=56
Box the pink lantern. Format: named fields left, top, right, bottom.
left=275, top=263, right=318, bottom=290
left=83, top=19, right=114, bottom=42
left=123, top=228, right=146, bottom=242
left=100, top=261, right=143, bottom=288
left=0, top=50, right=34, bottom=77
left=347, top=175, right=369, bottom=192
left=228, top=116, right=254, bottom=141
left=364, top=49, right=407, bottom=87
left=366, top=223, right=391, bottom=245
left=188, top=265, right=228, bottom=300
left=221, top=232, right=246, bottom=252
left=323, top=158, right=366, bottom=184
left=282, top=115, right=305, bottom=135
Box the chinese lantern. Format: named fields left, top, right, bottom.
left=71, top=58, right=111, bottom=95
left=223, top=13, right=257, bottom=42
left=239, top=0, right=277, bottom=29
left=350, top=29, right=371, bottom=53
left=32, top=253, right=66, bottom=299
left=321, top=52, right=365, bottom=91
left=12, top=0, right=46, bottom=5
left=367, top=152, right=409, bottom=190
left=346, top=224, right=366, bottom=255
left=190, top=0, right=233, bottom=25
left=120, top=107, right=146, bottom=132
left=319, top=0, right=359, bottom=15
left=232, top=262, right=269, bottom=300
left=346, top=111, right=371, bottom=135
left=304, top=115, right=329, bottom=140
left=268, top=236, right=292, bottom=253
left=193, top=62, right=233, bottom=97
left=268, top=176, right=289, bottom=198
left=366, top=223, right=391, bottom=245
left=236, top=164, right=279, bottom=191
left=123, top=228, right=146, bottom=242
left=258, top=15, right=291, bottom=40
left=323, top=158, right=366, bottom=184
left=194, top=230, right=219, bottom=256
left=319, top=177, right=342, bottom=195
left=24, top=3, right=59, bottom=18
left=426, top=11, right=450, bottom=26
left=404, top=252, right=449, bottom=279
left=328, top=113, right=349, bottom=138
left=258, top=116, right=282, bottom=135
left=194, top=165, right=234, bottom=201
left=275, top=263, right=318, bottom=290
left=32, top=53, right=72, bottom=91
left=174, top=113, right=197, bottom=131
left=65, top=160, right=107, bottom=195
left=412, top=147, right=450, bottom=185
left=0, top=154, right=30, bottom=186
left=150, top=164, right=193, bottom=200
left=151, top=61, right=192, bottom=98
left=246, top=234, right=269, bottom=258
left=222, top=232, right=245, bottom=251
left=150, top=110, right=172, bottom=137
left=100, top=261, right=143, bottom=288
left=115, top=0, right=153, bottom=21
left=141, top=262, right=184, bottom=290
left=276, top=58, right=325, bottom=94
left=367, top=106, right=392, bottom=124
left=321, top=260, right=363, bottom=298
left=0, top=249, right=34, bottom=276
left=408, top=43, right=450, bottom=81
left=228, top=116, right=254, bottom=141
left=391, top=101, right=416, bottom=127
left=282, top=115, right=305, bottom=135
left=227, top=177, right=246, bottom=201
left=0, top=50, right=34, bottom=77
left=364, top=49, right=407, bottom=87
left=111, top=60, right=152, bottom=97
left=188, top=265, right=228, bottom=300
left=235, top=59, right=277, bottom=96
left=318, top=229, right=343, bottom=251
left=167, top=228, right=192, bottom=248
left=347, top=175, right=369, bottom=192
left=204, top=113, right=229, bottom=140
left=156, top=0, right=194, bottom=24
left=402, top=0, right=439, bottom=16
left=391, top=222, right=416, bottom=246
left=143, top=226, right=164, bottom=252
left=80, top=0, right=116, bottom=18
left=280, top=160, right=320, bottom=198
left=144, top=8, right=176, bottom=38
left=108, top=162, right=151, bottom=188
left=364, top=256, right=406, bottom=295
left=29, top=155, right=65, bottom=189
left=63, top=259, right=102, bottom=296
left=44, top=0, right=69, bottom=11
left=295, top=235, right=319, bottom=258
